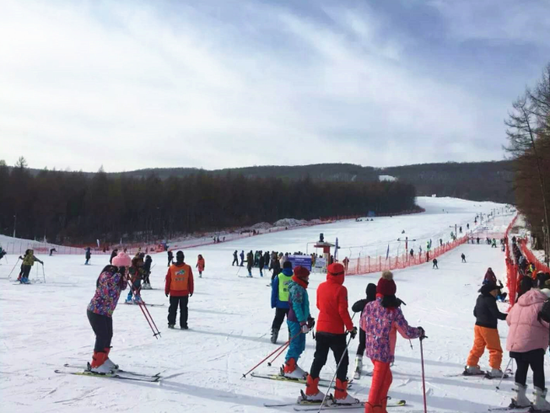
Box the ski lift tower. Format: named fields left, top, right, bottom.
left=314, top=233, right=334, bottom=272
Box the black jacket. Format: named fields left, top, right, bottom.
left=473, top=293, right=507, bottom=329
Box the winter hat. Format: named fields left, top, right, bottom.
left=176, top=251, right=184, bottom=262
left=294, top=266, right=310, bottom=280
left=112, top=252, right=131, bottom=267
left=328, top=263, right=345, bottom=276
left=519, top=276, right=533, bottom=293
left=479, top=282, right=499, bottom=295
left=377, top=271, right=396, bottom=296
left=366, top=283, right=377, bottom=302
left=283, top=261, right=293, bottom=269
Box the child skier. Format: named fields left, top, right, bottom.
left=142, top=255, right=153, bottom=289
left=165, top=251, right=194, bottom=329
left=465, top=282, right=507, bottom=377
left=351, top=283, right=377, bottom=379
left=506, top=280, right=550, bottom=410
left=271, top=261, right=294, bottom=344
left=87, top=252, right=130, bottom=373
left=19, top=249, right=43, bottom=284
left=361, top=271, right=424, bottom=413
left=282, top=266, right=314, bottom=379
left=196, top=254, right=205, bottom=278
left=432, top=258, right=438, bottom=269
left=126, top=256, right=144, bottom=303
left=301, top=263, right=357, bottom=405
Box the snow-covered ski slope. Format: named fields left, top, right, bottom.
left=0, top=197, right=527, bottom=413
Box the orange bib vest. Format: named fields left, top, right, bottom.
left=169, top=264, right=191, bottom=291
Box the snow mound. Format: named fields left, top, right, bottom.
left=273, top=218, right=308, bottom=227
left=250, top=222, right=272, bottom=230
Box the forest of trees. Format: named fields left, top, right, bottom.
left=505, top=63, right=550, bottom=261
left=0, top=162, right=418, bottom=245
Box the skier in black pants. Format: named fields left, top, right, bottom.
left=351, top=283, right=377, bottom=378
left=461, top=253, right=467, bottom=263
left=232, top=250, right=238, bottom=266
left=270, top=261, right=293, bottom=343
left=240, top=250, right=244, bottom=266
left=270, top=254, right=282, bottom=281
left=85, top=247, right=91, bottom=265
left=165, top=251, right=194, bottom=329
left=259, top=254, right=265, bottom=277
left=167, top=250, right=173, bottom=267
left=432, top=258, right=438, bottom=269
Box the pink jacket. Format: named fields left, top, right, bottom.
left=506, top=289, right=550, bottom=353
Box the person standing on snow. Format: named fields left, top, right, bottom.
left=125, top=256, right=144, bottom=303
left=258, top=253, right=265, bottom=277
left=301, top=263, right=358, bottom=405
left=465, top=282, right=507, bottom=377
left=142, top=255, right=153, bottom=289
left=167, top=250, right=173, bottom=267
left=351, top=283, right=377, bottom=379
left=271, top=261, right=294, bottom=344
left=240, top=250, right=245, bottom=266
left=196, top=254, right=205, bottom=278
left=246, top=251, right=254, bottom=277
left=361, top=271, right=425, bottom=413
left=270, top=253, right=282, bottom=281
left=85, top=247, right=92, bottom=265
left=432, top=258, right=438, bottom=269
left=505, top=280, right=550, bottom=410
left=19, top=249, right=43, bottom=284
left=462, top=253, right=467, bottom=263
left=86, top=252, right=130, bottom=373
left=165, top=251, right=194, bottom=329
left=282, top=266, right=314, bottom=379
left=232, top=250, right=239, bottom=266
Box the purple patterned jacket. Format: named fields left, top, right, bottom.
left=360, top=297, right=421, bottom=363
left=87, top=267, right=127, bottom=317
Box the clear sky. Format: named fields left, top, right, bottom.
left=1, top=0, right=549, bottom=172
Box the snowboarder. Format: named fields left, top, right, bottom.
left=165, top=251, right=194, bottom=329
left=167, top=250, right=173, bottom=267
left=432, top=258, right=438, bottom=269
left=301, top=263, right=358, bottom=405
left=505, top=281, right=550, bottom=410
left=86, top=252, right=130, bottom=373
left=109, top=249, right=118, bottom=264
left=19, top=249, right=43, bottom=284
left=271, top=261, right=293, bottom=344
left=246, top=251, right=254, bottom=277
left=282, top=266, right=314, bottom=379
left=125, top=256, right=144, bottom=303
left=196, top=254, right=205, bottom=278
left=465, top=282, right=507, bottom=377
left=85, top=247, right=91, bottom=265
left=351, top=283, right=377, bottom=379
left=240, top=250, right=245, bottom=266
left=461, top=253, right=466, bottom=263
left=362, top=271, right=424, bottom=413
left=232, top=250, right=238, bottom=266
left=142, top=255, right=153, bottom=289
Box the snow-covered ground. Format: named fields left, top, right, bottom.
left=0, top=197, right=527, bottom=413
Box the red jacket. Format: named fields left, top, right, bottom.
left=316, top=272, right=354, bottom=334
left=165, top=263, right=194, bottom=297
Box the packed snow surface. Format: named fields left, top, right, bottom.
left=0, top=197, right=525, bottom=413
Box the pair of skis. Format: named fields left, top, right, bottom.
left=250, top=373, right=353, bottom=389
left=264, top=399, right=407, bottom=411
left=55, top=364, right=161, bottom=383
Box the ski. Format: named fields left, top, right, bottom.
left=63, top=364, right=161, bottom=378
left=293, top=400, right=406, bottom=411
left=54, top=369, right=160, bottom=382
left=124, top=302, right=165, bottom=307
left=251, top=373, right=353, bottom=389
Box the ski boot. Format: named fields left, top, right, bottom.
left=509, top=383, right=530, bottom=408
left=103, top=347, right=119, bottom=371
left=298, top=376, right=325, bottom=404
left=533, top=387, right=550, bottom=411
left=463, top=365, right=484, bottom=376
left=271, top=328, right=279, bottom=344
left=331, top=378, right=360, bottom=405
left=168, top=324, right=175, bottom=329
left=485, top=368, right=505, bottom=379
left=88, top=351, right=112, bottom=374
left=283, top=358, right=307, bottom=379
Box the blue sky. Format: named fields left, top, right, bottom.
left=1, top=0, right=549, bottom=172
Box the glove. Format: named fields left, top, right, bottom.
left=307, top=317, right=315, bottom=329
left=418, top=327, right=427, bottom=340
left=348, top=326, right=358, bottom=339
left=300, top=323, right=310, bottom=334
left=165, top=293, right=169, bottom=298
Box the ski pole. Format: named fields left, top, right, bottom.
left=127, top=281, right=161, bottom=338
left=420, top=337, right=428, bottom=413
left=268, top=340, right=291, bottom=367
left=496, top=358, right=513, bottom=390
left=242, top=331, right=302, bottom=378
left=7, top=258, right=20, bottom=279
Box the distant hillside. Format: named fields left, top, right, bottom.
left=116, top=161, right=515, bottom=204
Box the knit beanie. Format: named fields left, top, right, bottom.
left=294, top=265, right=310, bottom=280
left=377, top=271, right=397, bottom=296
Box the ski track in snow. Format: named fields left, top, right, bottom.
left=0, top=197, right=528, bottom=412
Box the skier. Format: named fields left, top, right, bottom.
left=465, top=282, right=507, bottom=377
left=142, top=255, right=153, bottom=289
left=19, top=249, right=43, bottom=284
left=85, top=247, right=91, bottom=265
left=196, top=254, right=205, bottom=278
left=232, top=250, right=238, bottom=266
left=351, top=283, right=377, bottom=379
left=301, top=263, right=358, bottom=405
left=258, top=253, right=265, bottom=277
left=109, top=248, right=118, bottom=264
left=461, top=253, right=466, bottom=263
left=165, top=251, right=194, bottom=329
left=283, top=266, right=314, bottom=379
left=167, top=250, right=173, bottom=267
left=271, top=261, right=293, bottom=344
left=432, top=258, right=438, bottom=269
left=506, top=280, right=550, bottom=410
left=49, top=248, right=56, bottom=256
left=86, top=252, right=130, bottom=373
left=270, top=253, right=282, bottom=281
left=362, top=271, right=424, bottom=413
left=483, top=268, right=497, bottom=285
left=246, top=251, right=254, bottom=277
left=240, top=250, right=245, bottom=266
left=126, top=256, right=144, bottom=303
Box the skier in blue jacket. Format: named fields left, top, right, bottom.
left=282, top=265, right=314, bottom=379
left=271, top=261, right=294, bottom=344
